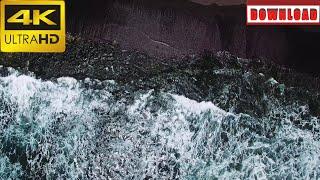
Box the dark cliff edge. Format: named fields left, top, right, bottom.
left=66, top=0, right=319, bottom=75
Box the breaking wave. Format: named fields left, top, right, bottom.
left=0, top=67, right=319, bottom=179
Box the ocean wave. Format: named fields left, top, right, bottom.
left=0, top=68, right=318, bottom=179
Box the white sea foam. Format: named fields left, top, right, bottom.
left=0, top=68, right=318, bottom=179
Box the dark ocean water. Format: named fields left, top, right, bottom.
left=0, top=67, right=319, bottom=179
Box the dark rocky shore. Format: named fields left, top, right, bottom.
left=0, top=36, right=319, bottom=119
left=66, top=0, right=320, bottom=75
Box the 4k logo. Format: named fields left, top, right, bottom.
left=7, top=9, right=57, bottom=26
left=0, top=0, right=65, bottom=52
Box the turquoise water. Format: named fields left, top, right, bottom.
left=0, top=68, right=319, bottom=179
